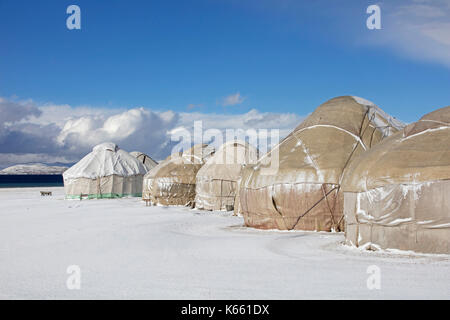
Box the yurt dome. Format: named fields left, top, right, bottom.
left=239, top=96, right=404, bottom=232
left=130, top=151, right=158, bottom=171
left=63, top=142, right=147, bottom=199
left=342, top=106, right=450, bottom=254
left=195, top=140, right=259, bottom=212
left=142, top=144, right=215, bottom=206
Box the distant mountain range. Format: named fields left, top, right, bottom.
left=0, top=163, right=69, bottom=175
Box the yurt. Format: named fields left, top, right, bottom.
left=239, top=96, right=404, bottom=232
left=130, top=151, right=158, bottom=171
left=142, top=144, right=215, bottom=206
left=195, top=141, right=259, bottom=212
left=63, top=142, right=147, bottom=199
left=342, top=106, right=450, bottom=254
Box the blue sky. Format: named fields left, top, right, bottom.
left=0, top=0, right=449, bottom=167
left=1, top=0, right=449, bottom=119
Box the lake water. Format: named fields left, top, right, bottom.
left=0, top=175, right=64, bottom=188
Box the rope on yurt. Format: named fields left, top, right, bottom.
left=333, top=108, right=374, bottom=230
left=366, top=105, right=401, bottom=139
left=271, top=185, right=283, bottom=216
left=321, top=183, right=343, bottom=231
left=321, top=184, right=336, bottom=227
left=271, top=105, right=402, bottom=231
left=289, top=186, right=339, bottom=230
left=289, top=110, right=372, bottom=231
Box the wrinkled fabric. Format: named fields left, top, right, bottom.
left=142, top=144, right=215, bottom=206
left=195, top=141, right=258, bottom=212
left=240, top=96, right=403, bottom=231
left=63, top=143, right=147, bottom=199
left=130, top=151, right=158, bottom=171
left=342, top=106, right=450, bottom=254
left=64, top=142, right=147, bottom=179
left=64, top=174, right=144, bottom=199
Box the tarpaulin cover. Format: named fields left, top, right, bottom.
left=239, top=96, right=404, bottom=231
left=63, top=142, right=147, bottom=199
left=130, top=151, right=158, bottom=171
left=342, top=106, right=450, bottom=254
left=142, top=144, right=215, bottom=206
left=195, top=141, right=258, bottom=212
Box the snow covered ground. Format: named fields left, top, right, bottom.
left=0, top=187, right=448, bottom=299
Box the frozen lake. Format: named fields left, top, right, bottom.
left=0, top=187, right=448, bottom=299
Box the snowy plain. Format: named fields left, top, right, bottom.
left=0, top=187, right=448, bottom=299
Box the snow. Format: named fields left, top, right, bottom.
left=352, top=96, right=377, bottom=108
left=290, top=124, right=368, bottom=151
left=352, top=96, right=406, bottom=135
left=0, top=187, right=449, bottom=299
left=429, top=223, right=450, bottom=229
left=0, top=163, right=68, bottom=175
left=129, top=151, right=158, bottom=171
left=63, top=142, right=147, bottom=180
left=403, top=126, right=450, bottom=140
left=387, top=218, right=413, bottom=226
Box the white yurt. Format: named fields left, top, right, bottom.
left=130, top=151, right=158, bottom=171
left=195, top=141, right=258, bottom=212
left=63, top=142, right=147, bottom=199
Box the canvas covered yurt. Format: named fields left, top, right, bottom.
left=142, top=144, right=215, bottom=206
left=239, top=96, right=404, bottom=232
left=130, top=151, right=158, bottom=171
left=63, top=142, right=147, bottom=199
left=342, top=106, right=450, bottom=254
left=195, top=140, right=259, bottom=212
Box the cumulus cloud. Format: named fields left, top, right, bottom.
left=170, top=109, right=304, bottom=152
left=0, top=98, right=41, bottom=138
left=221, top=92, right=245, bottom=106
left=177, top=109, right=302, bottom=137
left=0, top=97, right=304, bottom=169
left=56, top=108, right=179, bottom=160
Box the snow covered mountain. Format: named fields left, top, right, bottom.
left=0, top=163, right=68, bottom=175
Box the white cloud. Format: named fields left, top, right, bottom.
left=178, top=108, right=302, bottom=137
left=55, top=107, right=179, bottom=159
left=170, top=109, right=304, bottom=152
left=240, top=0, right=450, bottom=68
left=221, top=92, right=245, bottom=106
left=0, top=98, right=41, bottom=137
left=365, top=0, right=450, bottom=68
left=0, top=97, right=304, bottom=169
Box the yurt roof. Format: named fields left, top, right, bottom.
left=130, top=151, right=158, bottom=170
left=342, top=106, right=450, bottom=192
left=63, top=142, right=148, bottom=180
left=248, top=96, right=405, bottom=188
left=289, top=96, right=404, bottom=139
left=165, top=144, right=215, bottom=164
left=144, top=144, right=215, bottom=181
left=197, top=140, right=259, bottom=180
